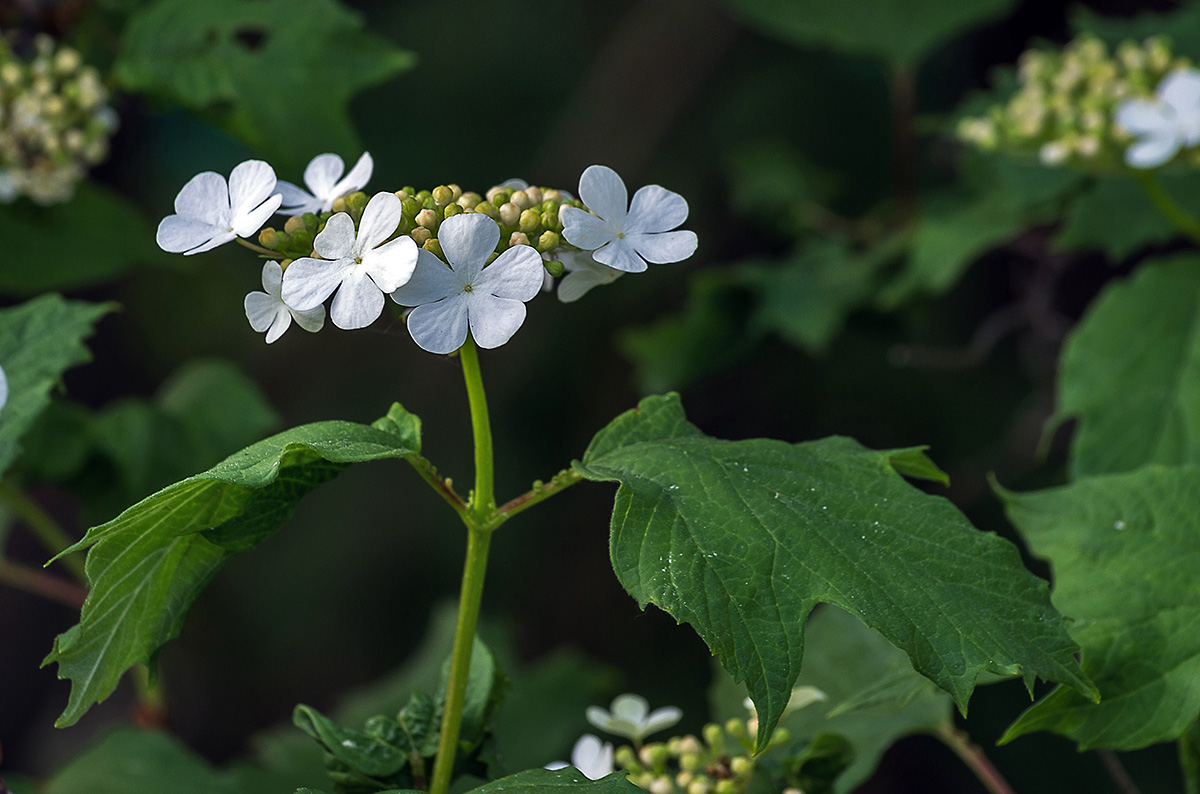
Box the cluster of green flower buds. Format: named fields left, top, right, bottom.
left=0, top=34, right=117, bottom=204
left=616, top=717, right=790, bottom=794
left=956, top=33, right=1189, bottom=169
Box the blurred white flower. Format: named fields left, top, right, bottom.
left=546, top=734, right=614, bottom=780
left=586, top=693, right=681, bottom=745
left=0, top=363, right=8, bottom=417
left=391, top=213, right=544, bottom=354
left=156, top=160, right=282, bottom=255
left=556, top=249, right=624, bottom=303
left=277, top=152, right=373, bottom=215
left=1115, top=68, right=1200, bottom=168
left=244, top=261, right=325, bottom=343
left=743, top=686, right=828, bottom=719
left=562, top=165, right=697, bottom=273
left=282, top=192, right=418, bottom=330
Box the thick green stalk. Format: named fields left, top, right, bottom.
left=1133, top=169, right=1200, bottom=246
left=0, top=480, right=86, bottom=583
left=429, top=335, right=498, bottom=794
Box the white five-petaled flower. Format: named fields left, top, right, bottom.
left=1115, top=68, right=1200, bottom=168
left=391, top=212, right=544, bottom=354
left=545, top=734, right=614, bottom=781
left=0, top=363, right=7, bottom=417
left=561, top=164, right=697, bottom=273
left=586, top=693, right=682, bottom=745
left=244, top=261, right=325, bottom=343
left=282, top=191, right=418, bottom=330
left=277, top=152, right=374, bottom=215
left=556, top=249, right=624, bottom=303
left=156, top=160, right=282, bottom=255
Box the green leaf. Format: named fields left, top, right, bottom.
left=1052, top=255, right=1200, bottom=477
left=724, top=0, right=1014, bottom=66
left=0, top=295, right=113, bottom=476
left=999, top=464, right=1200, bottom=749
left=0, top=182, right=163, bottom=295
left=1074, top=3, right=1200, bottom=62
left=1183, top=720, right=1200, bottom=794
left=576, top=394, right=1095, bottom=751
left=467, top=768, right=644, bottom=794
left=1055, top=174, right=1200, bottom=259
left=44, top=406, right=422, bottom=727
left=114, top=0, right=415, bottom=172
left=711, top=606, right=952, bottom=793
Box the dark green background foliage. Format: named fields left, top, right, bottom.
left=1, top=0, right=1195, bottom=793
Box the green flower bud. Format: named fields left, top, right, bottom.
left=508, top=231, right=530, bottom=247
left=649, top=776, right=674, bottom=794
left=701, top=723, right=724, bottom=753
left=331, top=196, right=349, bottom=213
left=728, top=757, right=752, bottom=777
left=616, top=745, right=640, bottom=771
left=448, top=183, right=463, bottom=200
left=402, top=196, right=422, bottom=217
left=486, top=185, right=511, bottom=204
left=678, top=735, right=704, bottom=755
left=687, top=779, right=712, bottom=794
left=423, top=238, right=445, bottom=259
left=510, top=189, right=532, bottom=209
left=538, top=230, right=561, bottom=251
left=518, top=208, right=541, bottom=233
left=344, top=193, right=368, bottom=216
left=291, top=229, right=314, bottom=252
left=301, top=212, right=321, bottom=232
left=680, top=753, right=702, bottom=772
left=676, top=773, right=694, bottom=789
left=667, top=738, right=683, bottom=756
left=284, top=215, right=306, bottom=235
left=724, top=719, right=745, bottom=739
left=411, top=226, right=431, bottom=246
left=713, top=780, right=738, bottom=794
left=432, top=185, right=454, bottom=207
left=415, top=189, right=433, bottom=204
left=443, top=202, right=463, bottom=218
left=634, top=773, right=656, bottom=789
left=498, top=201, right=521, bottom=226
left=543, top=188, right=564, bottom=202
left=525, top=185, right=543, bottom=204
left=640, top=743, right=670, bottom=768
left=473, top=200, right=499, bottom=220
left=416, top=208, right=439, bottom=230
left=394, top=188, right=411, bottom=200
left=259, top=228, right=281, bottom=249
left=457, top=191, right=482, bottom=209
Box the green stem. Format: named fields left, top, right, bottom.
left=490, top=468, right=583, bottom=529
left=936, top=723, right=1018, bottom=794
left=0, top=480, right=86, bottom=583
left=0, top=558, right=87, bottom=608
left=459, top=337, right=495, bottom=513
left=407, top=455, right=470, bottom=523
left=1132, top=169, right=1200, bottom=246
left=235, top=237, right=282, bottom=257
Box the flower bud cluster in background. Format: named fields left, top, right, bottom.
left=956, top=33, right=1192, bottom=170
left=0, top=34, right=117, bottom=204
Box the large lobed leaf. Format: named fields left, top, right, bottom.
left=999, top=464, right=1200, bottom=750
left=298, top=768, right=643, bottom=794
left=575, top=394, right=1094, bottom=751
left=115, top=0, right=415, bottom=172
left=0, top=295, right=113, bottom=476
left=1052, top=255, right=1200, bottom=477
left=44, top=405, right=422, bottom=727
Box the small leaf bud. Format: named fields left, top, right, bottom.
left=259, top=228, right=281, bottom=249
left=499, top=201, right=521, bottom=226
left=410, top=227, right=431, bottom=246
left=473, top=200, right=499, bottom=220
left=538, top=230, right=561, bottom=251
left=416, top=208, right=439, bottom=230
left=423, top=238, right=445, bottom=259
left=518, top=208, right=541, bottom=233
left=432, top=185, right=454, bottom=207
left=543, top=259, right=565, bottom=278
left=284, top=215, right=306, bottom=235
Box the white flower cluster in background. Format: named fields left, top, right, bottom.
left=0, top=34, right=117, bottom=205
left=155, top=153, right=698, bottom=351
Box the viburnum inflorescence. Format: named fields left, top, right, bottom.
left=0, top=34, right=117, bottom=204
left=155, top=152, right=699, bottom=348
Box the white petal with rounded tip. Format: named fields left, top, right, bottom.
left=355, top=192, right=404, bottom=253
left=261, top=260, right=283, bottom=294
left=440, top=213, right=500, bottom=280
left=611, top=694, right=649, bottom=724
left=303, top=153, right=346, bottom=200
left=591, top=238, right=647, bottom=273
left=245, top=290, right=283, bottom=333
left=1115, top=99, right=1172, bottom=136
left=264, top=310, right=292, bottom=343
left=337, top=152, right=374, bottom=198
left=468, top=292, right=527, bottom=349
left=227, top=160, right=277, bottom=217
left=292, top=304, right=325, bottom=333
left=156, top=215, right=224, bottom=253
left=629, top=229, right=697, bottom=264
left=561, top=206, right=616, bottom=251
left=0, top=365, right=7, bottom=415
left=1126, top=131, right=1181, bottom=168
left=643, top=706, right=683, bottom=735
left=477, top=245, right=544, bottom=300
left=233, top=193, right=282, bottom=238
left=275, top=180, right=319, bottom=214
left=282, top=256, right=352, bottom=310
left=578, top=164, right=628, bottom=223
left=183, top=228, right=238, bottom=256
left=557, top=266, right=621, bottom=303
left=330, top=268, right=385, bottom=329
left=362, top=234, right=419, bottom=292
left=570, top=735, right=614, bottom=781
left=500, top=177, right=529, bottom=190
left=626, top=184, right=689, bottom=233
left=1163, top=70, right=1200, bottom=144
left=174, top=171, right=229, bottom=226
left=314, top=213, right=357, bottom=259
left=392, top=249, right=465, bottom=306
left=407, top=295, right=470, bottom=354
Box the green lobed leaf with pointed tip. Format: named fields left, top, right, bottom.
left=299, top=769, right=644, bottom=794
left=0, top=295, right=113, bottom=477
left=575, top=394, right=1095, bottom=752
left=1051, top=255, right=1200, bottom=477
left=43, top=404, right=422, bottom=727
left=999, top=464, right=1200, bottom=750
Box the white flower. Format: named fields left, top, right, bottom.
left=743, top=686, right=828, bottom=719
left=277, top=152, right=373, bottom=215
left=556, top=249, right=624, bottom=303
left=546, top=734, right=614, bottom=780
left=561, top=165, right=697, bottom=273
left=390, top=212, right=544, bottom=354
left=1115, top=68, right=1200, bottom=168
left=282, top=191, right=418, bottom=330
left=0, top=363, right=7, bottom=417
left=586, top=694, right=681, bottom=745
left=156, top=160, right=282, bottom=255
left=244, top=261, right=325, bottom=343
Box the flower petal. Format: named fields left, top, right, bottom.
left=557, top=266, right=621, bottom=303
left=1126, top=130, right=1181, bottom=168
left=0, top=365, right=7, bottom=416
left=244, top=290, right=280, bottom=333
left=1115, top=99, right=1172, bottom=136
left=227, top=160, right=277, bottom=218
left=291, top=304, right=326, bottom=333
left=173, top=171, right=230, bottom=227
left=628, top=229, right=697, bottom=264
left=591, top=238, right=648, bottom=273
left=561, top=206, right=617, bottom=251
left=476, top=244, right=544, bottom=300
left=330, top=267, right=385, bottom=329
left=610, top=694, right=649, bottom=724
left=233, top=192, right=282, bottom=238
left=391, top=249, right=465, bottom=306
left=282, top=256, right=352, bottom=310
left=275, top=180, right=320, bottom=214
left=156, top=215, right=224, bottom=254
left=334, top=152, right=374, bottom=198
left=626, top=184, right=689, bottom=233
left=1163, top=69, right=1200, bottom=145
left=314, top=213, right=358, bottom=260
left=571, top=735, right=614, bottom=781
left=261, top=260, right=283, bottom=296
left=578, top=164, right=628, bottom=223
left=264, top=309, right=292, bottom=343
left=467, top=292, right=527, bottom=349
left=355, top=192, right=404, bottom=253
left=406, top=295, right=470, bottom=354
left=362, top=234, right=419, bottom=292
left=303, top=153, right=346, bottom=201
left=182, top=227, right=237, bottom=256
left=439, top=213, right=500, bottom=279
left=642, top=706, right=683, bottom=737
